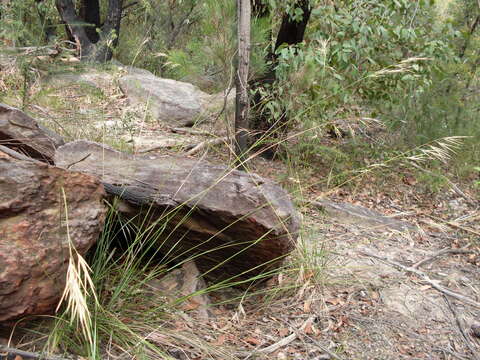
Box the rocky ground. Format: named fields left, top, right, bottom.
left=1, top=59, right=479, bottom=359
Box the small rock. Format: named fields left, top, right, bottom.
left=147, top=260, right=213, bottom=320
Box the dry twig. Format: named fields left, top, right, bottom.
left=0, top=345, right=72, bottom=360
left=257, top=316, right=315, bottom=354
left=185, top=136, right=229, bottom=156
left=423, top=214, right=480, bottom=237
left=360, top=250, right=480, bottom=309
left=138, top=143, right=181, bottom=154
left=412, top=247, right=474, bottom=269
left=170, top=127, right=218, bottom=137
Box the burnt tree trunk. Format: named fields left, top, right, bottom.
left=79, top=0, right=101, bottom=43
left=235, top=0, right=252, bottom=164
left=250, top=0, right=312, bottom=158
left=55, top=0, right=124, bottom=62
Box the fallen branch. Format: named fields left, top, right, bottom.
left=2, top=46, right=59, bottom=56
left=138, top=143, right=181, bottom=154
left=412, top=247, right=474, bottom=269
left=185, top=136, right=229, bottom=156
left=0, top=345, right=72, bottom=360
left=360, top=250, right=480, bottom=309
left=0, top=145, right=43, bottom=164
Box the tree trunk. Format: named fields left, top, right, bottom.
left=79, top=0, right=101, bottom=43
left=250, top=0, right=312, bottom=158
left=235, top=0, right=252, bottom=164
left=273, top=0, right=311, bottom=56
left=55, top=0, right=123, bottom=62
left=55, top=0, right=95, bottom=58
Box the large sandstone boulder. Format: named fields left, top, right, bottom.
left=118, top=70, right=211, bottom=127
left=0, top=103, right=64, bottom=164
left=54, top=140, right=300, bottom=282
left=0, top=153, right=106, bottom=322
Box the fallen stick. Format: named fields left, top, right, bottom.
left=257, top=316, right=315, bottom=354
left=0, top=345, right=72, bottom=360
left=170, top=127, right=217, bottom=137
left=138, top=143, right=181, bottom=154
left=360, top=250, right=480, bottom=309
left=412, top=246, right=474, bottom=269
left=423, top=215, right=480, bottom=237
left=185, top=136, right=229, bottom=156
left=0, top=145, right=43, bottom=164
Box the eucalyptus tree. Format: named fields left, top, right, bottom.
left=250, top=0, right=312, bottom=158
left=235, top=0, right=252, bottom=161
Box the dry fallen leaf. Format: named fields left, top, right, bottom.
left=212, top=334, right=226, bottom=346
left=278, top=327, right=290, bottom=337
left=303, top=298, right=312, bottom=313
left=244, top=337, right=262, bottom=346
left=304, top=320, right=313, bottom=335
left=181, top=299, right=200, bottom=311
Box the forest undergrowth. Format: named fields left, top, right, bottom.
left=0, top=0, right=479, bottom=359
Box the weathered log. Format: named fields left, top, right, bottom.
left=0, top=103, right=64, bottom=164
left=54, top=140, right=300, bottom=282
left=0, top=152, right=106, bottom=322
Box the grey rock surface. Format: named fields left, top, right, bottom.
left=54, top=140, right=300, bottom=281
left=118, top=70, right=211, bottom=127
left=0, top=103, right=64, bottom=163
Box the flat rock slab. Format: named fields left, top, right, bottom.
left=43, top=70, right=116, bottom=89
left=0, top=103, right=64, bottom=163
left=54, top=140, right=300, bottom=282
left=314, top=199, right=416, bottom=231
left=0, top=153, right=106, bottom=322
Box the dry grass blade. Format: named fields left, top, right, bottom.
left=406, top=136, right=468, bottom=164
left=55, top=187, right=97, bottom=346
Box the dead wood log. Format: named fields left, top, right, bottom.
left=54, top=140, right=300, bottom=282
